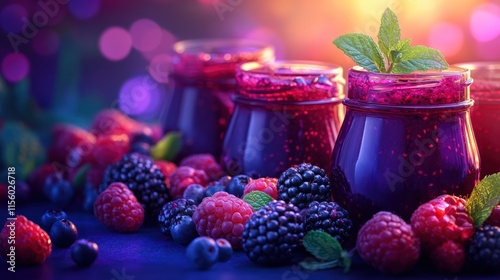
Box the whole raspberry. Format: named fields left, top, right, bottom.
left=90, top=109, right=149, bottom=138
left=0, top=215, right=52, bottom=265
left=467, top=225, right=500, bottom=272
left=155, top=160, right=177, bottom=188
left=169, top=166, right=210, bottom=199
left=430, top=240, right=465, bottom=274
left=243, top=177, right=278, bottom=199
left=192, top=192, right=253, bottom=248
left=48, top=124, right=96, bottom=169
left=91, top=134, right=130, bottom=167
left=94, top=182, right=144, bottom=232
left=356, top=211, right=420, bottom=274
left=158, top=198, right=197, bottom=238
left=484, top=203, right=500, bottom=227
left=180, top=154, right=223, bottom=181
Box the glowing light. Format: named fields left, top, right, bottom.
left=148, top=54, right=171, bottom=84
left=118, top=75, right=164, bottom=117
left=475, top=39, right=500, bottom=60
left=130, top=19, right=162, bottom=52
left=69, top=0, right=100, bottom=19
left=470, top=3, right=500, bottom=42
left=0, top=4, right=27, bottom=33
left=245, top=27, right=285, bottom=59
left=140, top=29, right=176, bottom=62
left=1, top=53, right=30, bottom=83
left=99, top=27, right=132, bottom=61
left=32, top=29, right=60, bottom=56
left=428, top=22, right=464, bottom=57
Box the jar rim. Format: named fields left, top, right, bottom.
left=453, top=61, right=500, bottom=71
left=349, top=65, right=470, bottom=77
left=173, top=38, right=274, bottom=58
left=239, top=60, right=343, bottom=77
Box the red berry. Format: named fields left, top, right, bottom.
left=85, top=165, right=106, bottom=190
left=27, top=163, right=60, bottom=196
left=429, top=240, right=465, bottom=274
left=48, top=124, right=96, bottom=169
left=93, top=182, right=144, bottom=232
left=192, top=192, right=254, bottom=249
left=91, top=134, right=130, bottom=167
left=155, top=160, right=177, bottom=188
left=0, top=215, right=52, bottom=265
left=243, top=177, right=278, bottom=199
left=180, top=154, right=223, bottom=181
left=484, top=203, right=500, bottom=227
left=356, top=211, right=420, bottom=274
left=90, top=109, right=149, bottom=138
left=169, top=166, right=210, bottom=199
left=0, top=183, right=7, bottom=202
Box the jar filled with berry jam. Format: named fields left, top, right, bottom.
left=221, top=61, right=345, bottom=178
left=161, top=39, right=274, bottom=160
left=330, top=66, right=480, bottom=226
left=455, top=62, right=500, bottom=178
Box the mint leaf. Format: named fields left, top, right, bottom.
left=150, top=132, right=182, bottom=161
left=300, top=259, right=340, bottom=270
left=377, top=8, right=401, bottom=57
left=243, top=191, right=273, bottom=211
left=391, top=45, right=449, bottom=74
left=393, top=38, right=411, bottom=52
left=303, top=230, right=342, bottom=261
left=333, top=34, right=386, bottom=73
left=465, top=173, right=500, bottom=227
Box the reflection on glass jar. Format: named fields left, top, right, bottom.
left=330, top=66, right=480, bottom=228
left=161, top=39, right=274, bottom=161
left=455, top=62, right=500, bottom=178
left=222, top=61, right=345, bottom=178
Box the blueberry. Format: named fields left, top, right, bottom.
left=50, top=219, right=78, bottom=248
left=205, top=185, right=225, bottom=197
left=183, top=184, right=205, bottom=204
left=171, top=216, right=199, bottom=245
left=186, top=237, right=219, bottom=270
left=45, top=177, right=75, bottom=208
left=41, top=209, right=68, bottom=232
left=43, top=173, right=64, bottom=198
left=131, top=132, right=154, bottom=145
left=225, top=175, right=251, bottom=198
left=82, top=185, right=98, bottom=213
left=215, top=238, right=233, bottom=262
left=129, top=142, right=151, bottom=155
left=71, top=239, right=98, bottom=267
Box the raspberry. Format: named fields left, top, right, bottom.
left=303, top=201, right=352, bottom=247
left=27, top=163, right=58, bottom=196
left=0, top=215, right=52, bottom=265
left=410, top=195, right=474, bottom=251
left=48, top=124, right=96, bottom=169
left=155, top=160, right=177, bottom=188
left=91, top=134, right=130, bottom=167
left=242, top=200, right=304, bottom=266
left=94, top=182, right=144, bottom=232
left=243, top=177, right=278, bottom=199
left=90, top=109, right=149, bottom=137
left=277, top=163, right=332, bottom=210
left=467, top=225, right=500, bottom=272
left=180, top=154, right=223, bottom=181
left=430, top=240, right=465, bottom=273
left=158, top=199, right=197, bottom=238
left=169, top=166, right=210, bottom=199
left=192, top=192, right=253, bottom=248
left=484, top=203, right=500, bottom=227
left=356, top=211, right=420, bottom=274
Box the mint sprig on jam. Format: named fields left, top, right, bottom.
left=465, top=172, right=500, bottom=227
left=333, top=8, right=448, bottom=74
left=300, top=231, right=352, bottom=272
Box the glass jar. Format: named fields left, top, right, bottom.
left=161, top=39, right=274, bottom=160
left=330, top=66, right=480, bottom=227
left=221, top=61, right=345, bottom=178
left=455, top=62, right=500, bottom=177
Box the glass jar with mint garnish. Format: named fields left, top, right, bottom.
left=330, top=8, right=480, bottom=228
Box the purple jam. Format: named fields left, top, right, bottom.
left=221, top=61, right=345, bottom=178
left=330, top=67, right=480, bottom=227
left=161, top=39, right=274, bottom=161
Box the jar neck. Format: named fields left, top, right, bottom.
left=233, top=95, right=343, bottom=107
left=343, top=98, right=474, bottom=113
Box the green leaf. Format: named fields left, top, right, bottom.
left=377, top=8, right=401, bottom=57
left=72, top=164, right=90, bottom=190
left=333, top=34, right=386, bottom=73
left=392, top=38, right=411, bottom=52
left=341, top=251, right=352, bottom=273
left=243, top=191, right=273, bottom=211
left=391, top=45, right=449, bottom=74
left=300, top=259, right=340, bottom=270
left=150, top=132, right=182, bottom=161
left=465, top=173, right=500, bottom=227
left=303, top=230, right=343, bottom=261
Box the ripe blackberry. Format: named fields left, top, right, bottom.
left=99, top=153, right=170, bottom=216
left=467, top=225, right=500, bottom=272
left=242, top=200, right=304, bottom=266
left=277, top=163, right=331, bottom=210
left=158, top=199, right=197, bottom=238
left=302, top=201, right=352, bottom=246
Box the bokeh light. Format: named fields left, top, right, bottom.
left=0, top=4, right=27, bottom=33
left=32, top=29, right=60, bottom=56
left=470, top=3, right=500, bottom=42
left=130, top=18, right=162, bottom=52
left=1, top=52, right=30, bottom=83
left=245, top=27, right=285, bottom=59
left=428, top=22, right=464, bottom=57
left=148, top=54, right=171, bottom=84
left=118, top=74, right=164, bottom=118
left=140, top=28, right=176, bottom=62
left=99, top=27, right=132, bottom=61
left=69, top=0, right=101, bottom=20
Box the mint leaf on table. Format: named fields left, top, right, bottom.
left=243, top=191, right=273, bottom=211
left=300, top=230, right=351, bottom=272
left=377, top=7, right=401, bottom=57
left=333, top=34, right=386, bottom=73
left=391, top=45, right=449, bottom=74
left=465, top=173, right=500, bottom=227
left=150, top=132, right=182, bottom=161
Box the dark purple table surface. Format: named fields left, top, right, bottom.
left=1, top=202, right=499, bottom=280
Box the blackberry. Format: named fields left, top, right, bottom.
left=242, top=200, right=304, bottom=266
left=467, top=225, right=500, bottom=272
left=158, top=198, right=197, bottom=238
left=99, top=153, right=170, bottom=216
left=303, top=201, right=352, bottom=246
left=277, top=163, right=331, bottom=210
